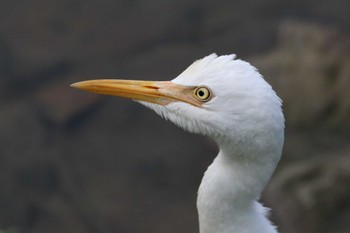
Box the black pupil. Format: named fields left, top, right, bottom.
left=198, top=90, right=205, bottom=97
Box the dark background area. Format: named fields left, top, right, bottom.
left=0, top=1, right=350, bottom=233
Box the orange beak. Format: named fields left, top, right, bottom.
left=71, top=79, right=201, bottom=107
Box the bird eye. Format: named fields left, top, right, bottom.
left=193, top=86, right=212, bottom=102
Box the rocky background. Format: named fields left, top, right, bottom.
left=0, top=1, right=349, bottom=233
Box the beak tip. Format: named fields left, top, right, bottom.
left=70, top=81, right=83, bottom=89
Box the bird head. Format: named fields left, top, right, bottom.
left=71, top=54, right=284, bottom=147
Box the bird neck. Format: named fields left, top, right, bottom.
left=197, top=144, right=279, bottom=233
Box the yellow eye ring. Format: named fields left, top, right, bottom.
left=193, top=86, right=212, bottom=102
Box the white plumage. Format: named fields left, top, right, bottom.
left=72, top=54, right=285, bottom=233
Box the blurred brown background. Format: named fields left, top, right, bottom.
left=0, top=1, right=350, bottom=233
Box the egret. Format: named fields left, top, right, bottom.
left=71, top=54, right=284, bottom=233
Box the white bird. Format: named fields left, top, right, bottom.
left=71, top=54, right=284, bottom=233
